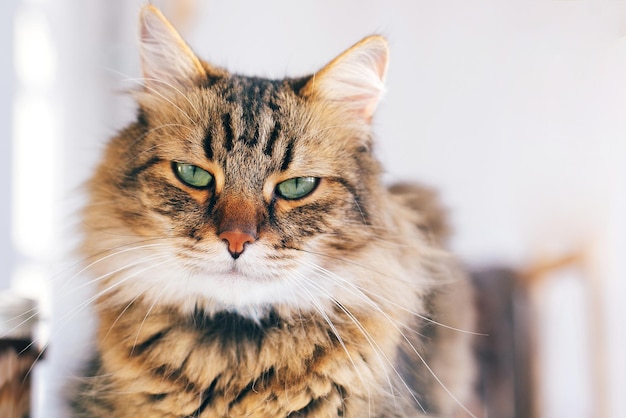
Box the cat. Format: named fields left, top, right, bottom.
left=70, top=5, right=477, bottom=417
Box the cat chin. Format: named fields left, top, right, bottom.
left=94, top=240, right=338, bottom=320
left=108, top=263, right=329, bottom=321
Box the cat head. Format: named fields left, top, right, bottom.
left=83, top=5, right=390, bottom=318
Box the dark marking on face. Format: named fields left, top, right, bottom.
left=280, top=139, right=295, bottom=171
left=203, top=127, right=214, bottom=160
left=124, top=156, right=163, bottom=186
left=222, top=113, right=234, bottom=152
left=330, top=177, right=371, bottom=226
left=241, top=125, right=259, bottom=148
left=264, top=121, right=281, bottom=157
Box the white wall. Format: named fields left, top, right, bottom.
left=0, top=0, right=18, bottom=289
left=3, top=1, right=623, bottom=417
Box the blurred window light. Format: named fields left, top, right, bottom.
left=11, top=2, right=59, bottom=306
left=12, top=94, right=58, bottom=259
left=14, top=7, right=56, bottom=88
left=12, top=4, right=58, bottom=261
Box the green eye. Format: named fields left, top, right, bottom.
left=276, top=177, right=318, bottom=200
left=173, top=162, right=213, bottom=188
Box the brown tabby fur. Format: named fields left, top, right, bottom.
left=71, top=5, right=476, bottom=417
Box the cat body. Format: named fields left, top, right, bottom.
left=72, top=6, right=475, bottom=417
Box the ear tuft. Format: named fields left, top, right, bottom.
left=303, top=36, right=389, bottom=121
left=139, top=5, right=205, bottom=93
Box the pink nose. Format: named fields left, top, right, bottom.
left=218, top=230, right=256, bottom=259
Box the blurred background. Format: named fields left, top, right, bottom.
left=1, top=0, right=625, bottom=417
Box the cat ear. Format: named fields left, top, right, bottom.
left=303, top=36, right=389, bottom=122
left=138, top=5, right=206, bottom=92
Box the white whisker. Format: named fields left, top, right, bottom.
left=290, top=266, right=425, bottom=414
left=296, top=259, right=476, bottom=417
left=125, top=123, right=196, bottom=161
left=73, top=253, right=169, bottom=292
left=34, top=254, right=177, bottom=392
left=55, top=255, right=176, bottom=338
left=61, top=242, right=172, bottom=293
left=141, top=82, right=197, bottom=125
left=130, top=282, right=172, bottom=355
left=0, top=309, right=40, bottom=341
left=300, top=258, right=482, bottom=336
left=101, top=285, right=152, bottom=344
left=285, top=270, right=372, bottom=414
left=105, top=69, right=203, bottom=123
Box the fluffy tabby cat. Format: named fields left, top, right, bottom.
left=71, top=5, right=476, bottom=417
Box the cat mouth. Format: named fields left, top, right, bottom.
left=217, top=262, right=266, bottom=282
left=224, top=265, right=246, bottom=276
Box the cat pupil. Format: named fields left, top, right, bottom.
left=174, top=162, right=213, bottom=188
left=276, top=177, right=318, bottom=200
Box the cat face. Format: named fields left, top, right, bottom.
left=83, top=6, right=390, bottom=317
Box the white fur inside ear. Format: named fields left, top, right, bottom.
left=312, top=36, right=389, bottom=120
left=139, top=5, right=204, bottom=92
